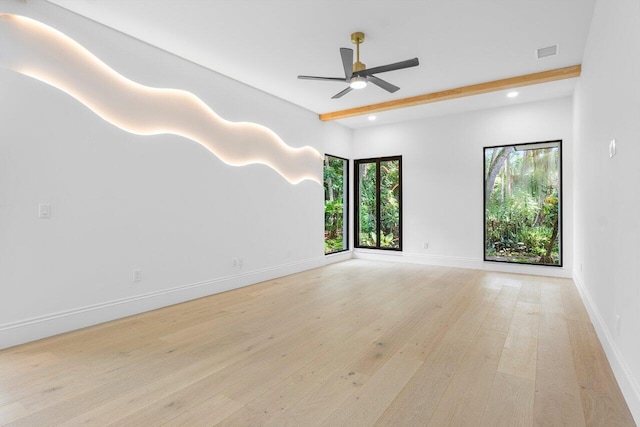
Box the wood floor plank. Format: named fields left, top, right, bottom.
left=482, top=284, right=520, bottom=334
left=567, top=319, right=635, bottom=426
left=539, top=280, right=565, bottom=315
left=0, top=261, right=633, bottom=427
left=346, top=287, right=439, bottom=377
left=534, top=284, right=586, bottom=427
left=535, top=357, right=586, bottom=427
left=376, top=284, right=500, bottom=426
left=481, top=372, right=535, bottom=427
left=0, top=403, right=27, bottom=426
left=321, top=354, right=423, bottom=427
left=271, top=371, right=370, bottom=426
left=426, top=328, right=507, bottom=426
left=58, top=355, right=235, bottom=426
left=163, top=394, right=243, bottom=427
left=398, top=276, right=477, bottom=361
left=518, top=277, right=542, bottom=305
left=374, top=337, right=474, bottom=426
left=497, top=301, right=540, bottom=381
left=561, top=283, right=590, bottom=322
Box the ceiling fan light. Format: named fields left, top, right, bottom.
left=349, top=76, right=367, bottom=89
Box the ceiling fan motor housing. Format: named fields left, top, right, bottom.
left=353, top=61, right=366, bottom=72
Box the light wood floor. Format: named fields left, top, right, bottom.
left=0, top=260, right=635, bottom=426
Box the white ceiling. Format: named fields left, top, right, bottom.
left=46, top=0, right=595, bottom=128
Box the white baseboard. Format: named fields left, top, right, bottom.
left=354, top=249, right=481, bottom=269
left=353, top=250, right=572, bottom=278
left=0, top=257, right=325, bottom=350
left=323, top=250, right=353, bottom=265
left=572, top=274, right=640, bottom=424
left=480, top=258, right=572, bottom=278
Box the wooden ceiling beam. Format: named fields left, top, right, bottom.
left=319, top=64, right=581, bottom=121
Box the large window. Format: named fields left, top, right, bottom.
left=355, top=156, right=402, bottom=250
left=484, top=141, right=562, bottom=266
left=324, top=155, right=348, bottom=254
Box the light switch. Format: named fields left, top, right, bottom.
left=38, top=203, right=51, bottom=219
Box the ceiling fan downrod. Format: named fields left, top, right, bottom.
left=351, top=32, right=366, bottom=73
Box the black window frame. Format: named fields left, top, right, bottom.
left=324, top=154, right=349, bottom=255
left=483, top=140, right=563, bottom=267
left=354, top=155, right=403, bottom=251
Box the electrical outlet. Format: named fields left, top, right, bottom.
left=423, top=242, right=429, bottom=249
left=133, top=269, right=142, bottom=283
left=239, top=258, right=244, bottom=268
left=232, top=258, right=237, bottom=267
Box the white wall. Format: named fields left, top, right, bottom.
left=0, top=1, right=351, bottom=348
left=573, top=0, right=640, bottom=421
left=352, top=97, right=574, bottom=278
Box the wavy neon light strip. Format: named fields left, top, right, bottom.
left=0, top=14, right=322, bottom=184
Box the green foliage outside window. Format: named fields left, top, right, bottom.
left=358, top=162, right=377, bottom=247
left=324, top=156, right=347, bottom=254
left=484, top=143, right=561, bottom=265
left=357, top=157, right=401, bottom=250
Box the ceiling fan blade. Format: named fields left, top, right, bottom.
left=367, top=75, right=400, bottom=93
left=358, top=58, right=420, bottom=76
left=340, top=48, right=353, bottom=80
left=331, top=86, right=353, bottom=99
left=298, top=75, right=346, bottom=82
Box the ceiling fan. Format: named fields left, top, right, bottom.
left=298, top=32, right=419, bottom=99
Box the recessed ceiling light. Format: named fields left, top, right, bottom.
left=507, top=91, right=519, bottom=98
left=368, top=115, right=377, bottom=121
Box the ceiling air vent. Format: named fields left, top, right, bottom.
left=537, top=45, right=558, bottom=59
